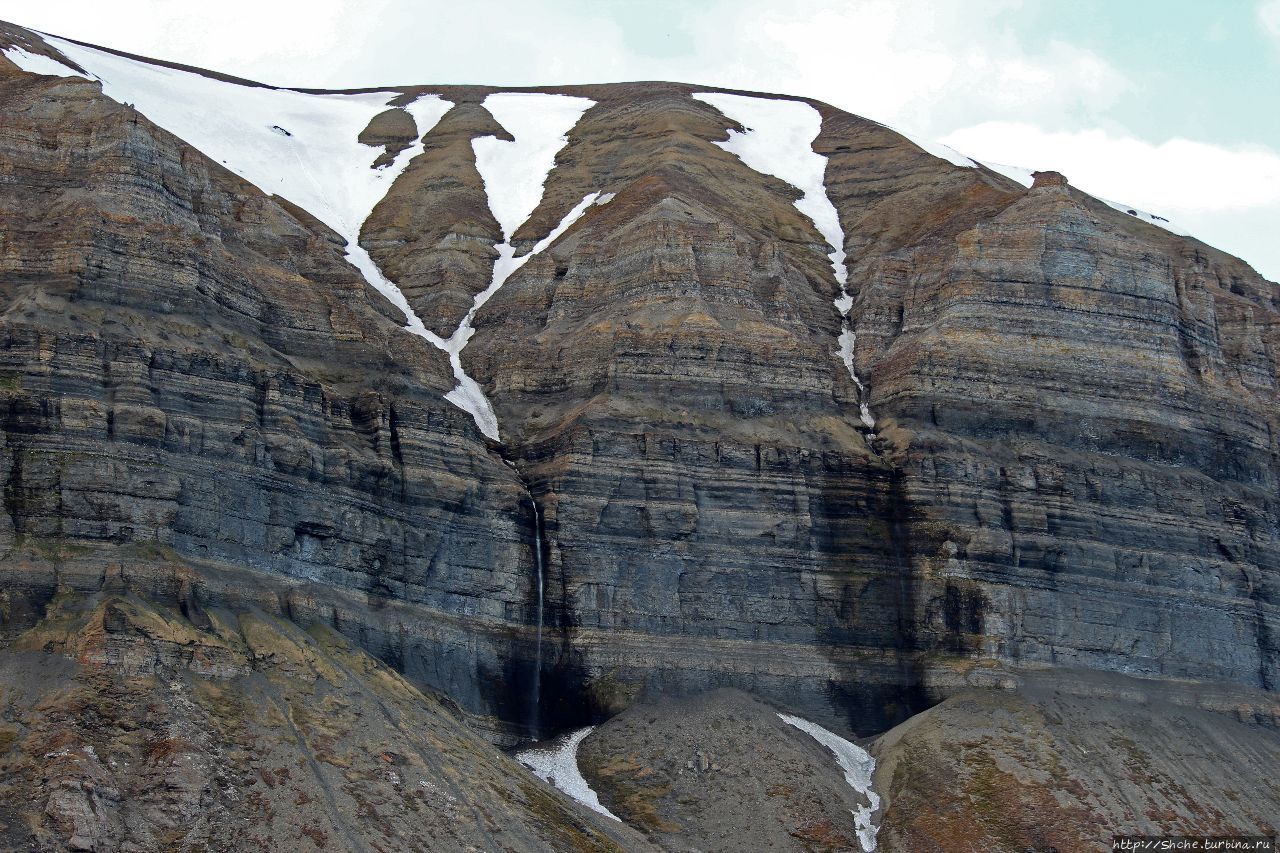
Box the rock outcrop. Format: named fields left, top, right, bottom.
left=576, top=689, right=877, bottom=851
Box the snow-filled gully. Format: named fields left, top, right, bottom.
left=692, top=92, right=876, bottom=431
left=516, top=726, right=620, bottom=822
left=778, top=713, right=880, bottom=852
left=416, top=92, right=601, bottom=440
left=8, top=38, right=601, bottom=444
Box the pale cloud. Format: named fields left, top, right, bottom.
left=941, top=122, right=1280, bottom=213
left=351, top=1, right=630, bottom=88
left=691, top=1, right=1129, bottom=137
left=5, top=0, right=388, bottom=80
left=1260, top=0, right=1280, bottom=45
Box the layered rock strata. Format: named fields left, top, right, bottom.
left=0, top=21, right=1277, bottom=749
left=0, top=32, right=546, bottom=737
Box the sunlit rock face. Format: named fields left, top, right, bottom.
left=1, top=17, right=1277, bottom=755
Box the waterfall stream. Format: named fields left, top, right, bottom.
left=529, top=495, right=546, bottom=738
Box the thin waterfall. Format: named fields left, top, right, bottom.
left=529, top=496, right=546, bottom=738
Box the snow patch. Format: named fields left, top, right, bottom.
left=473, top=93, right=596, bottom=240
left=2, top=45, right=92, bottom=79
left=42, top=35, right=451, bottom=246
left=693, top=92, right=875, bottom=429
left=1097, top=198, right=1189, bottom=235
left=778, top=713, right=879, bottom=852
left=517, top=726, right=620, bottom=821
left=430, top=93, right=596, bottom=440
left=28, top=34, right=454, bottom=343
left=692, top=92, right=847, bottom=286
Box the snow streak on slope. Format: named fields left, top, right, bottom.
left=778, top=713, right=879, bottom=852
left=516, top=727, right=621, bottom=821
left=693, top=92, right=875, bottom=429
left=474, top=94, right=597, bottom=241
left=437, top=189, right=606, bottom=440
left=692, top=92, right=848, bottom=287
left=428, top=92, right=596, bottom=441
left=877, top=122, right=978, bottom=169
left=23, top=35, right=453, bottom=340
left=42, top=35, right=451, bottom=250
left=2, top=45, right=91, bottom=79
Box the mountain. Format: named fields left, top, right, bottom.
left=1, top=21, right=1277, bottom=852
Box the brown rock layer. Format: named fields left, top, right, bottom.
left=363, top=100, right=507, bottom=336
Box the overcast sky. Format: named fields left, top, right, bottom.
left=3, top=0, right=1278, bottom=280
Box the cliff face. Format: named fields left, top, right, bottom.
left=0, top=26, right=545, bottom=736
left=851, top=178, right=1280, bottom=692
left=458, top=95, right=1280, bottom=729
left=0, top=18, right=1277, bottom=754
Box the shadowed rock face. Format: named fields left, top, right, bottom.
left=0, top=18, right=1278, bottom=755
